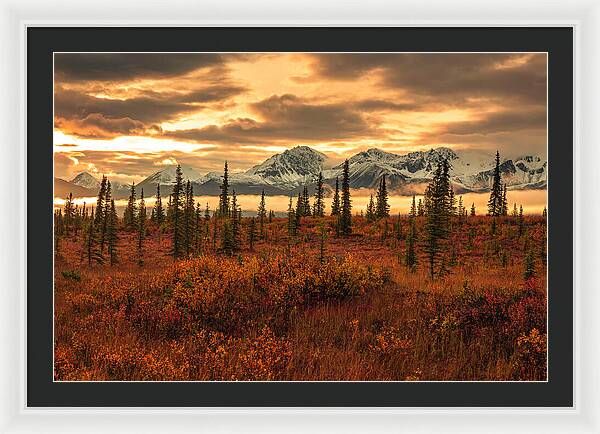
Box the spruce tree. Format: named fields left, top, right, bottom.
left=219, top=161, right=230, bottom=216
left=417, top=198, right=424, bottom=217
left=542, top=206, right=547, bottom=219
left=366, top=194, right=375, bottom=222
left=405, top=195, right=418, bottom=271
left=457, top=195, right=464, bottom=219
left=194, top=202, right=202, bottom=255
left=301, top=186, right=311, bottom=216
left=287, top=196, right=297, bottom=237
left=394, top=213, right=403, bottom=240
left=339, top=160, right=352, bottom=236
left=231, top=190, right=240, bottom=251
left=171, top=165, right=185, bottom=259
left=63, top=193, right=74, bottom=236
left=153, top=184, right=165, bottom=227
left=423, top=159, right=451, bottom=279
left=487, top=151, right=503, bottom=216
left=183, top=180, right=195, bottom=256
left=124, top=182, right=138, bottom=231
left=99, top=180, right=111, bottom=253
left=313, top=172, right=325, bottom=217
left=295, top=191, right=302, bottom=228
left=94, top=175, right=107, bottom=228
left=84, top=217, right=103, bottom=266
left=518, top=204, right=525, bottom=237
left=501, top=183, right=508, bottom=216
left=375, top=174, right=390, bottom=219
left=137, top=189, right=146, bottom=266
left=106, top=199, right=118, bottom=265
left=257, top=189, right=267, bottom=238
left=331, top=177, right=340, bottom=216
left=220, top=218, right=234, bottom=255
left=470, top=203, right=476, bottom=216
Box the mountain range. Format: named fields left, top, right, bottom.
left=55, top=146, right=547, bottom=198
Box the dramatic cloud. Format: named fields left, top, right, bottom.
left=54, top=53, right=227, bottom=82
left=163, top=94, right=375, bottom=144
left=53, top=53, right=547, bottom=182
left=307, top=53, right=546, bottom=106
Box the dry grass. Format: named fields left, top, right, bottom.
left=54, top=215, right=547, bottom=381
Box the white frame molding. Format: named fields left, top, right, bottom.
left=1, top=0, right=598, bottom=432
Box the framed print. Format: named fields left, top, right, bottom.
left=1, top=0, right=598, bottom=431
left=30, top=26, right=571, bottom=405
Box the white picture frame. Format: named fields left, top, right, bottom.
left=1, top=0, right=597, bottom=432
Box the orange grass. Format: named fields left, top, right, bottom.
left=54, top=215, right=547, bottom=381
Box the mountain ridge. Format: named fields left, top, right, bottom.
left=59, top=146, right=547, bottom=198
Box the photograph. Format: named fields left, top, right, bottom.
left=52, top=52, right=548, bottom=382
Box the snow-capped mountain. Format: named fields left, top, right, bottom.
left=71, top=172, right=101, bottom=190
left=245, top=146, right=327, bottom=188
left=323, top=147, right=546, bottom=193
left=60, top=146, right=545, bottom=199
left=69, top=172, right=129, bottom=195
left=139, top=165, right=204, bottom=186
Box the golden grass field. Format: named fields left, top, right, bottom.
left=54, top=214, right=547, bottom=381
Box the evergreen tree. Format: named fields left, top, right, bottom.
left=512, top=203, right=518, bottom=217
left=313, top=172, right=325, bottom=217
left=137, top=189, right=146, bottom=266
left=84, top=217, right=103, bottom=266
left=339, top=160, right=352, bottom=236
left=99, top=180, right=111, bottom=253
left=501, top=184, right=508, bottom=216
left=123, top=182, right=138, bottom=231
left=301, top=186, right=311, bottom=216
left=257, top=189, right=267, bottom=238
left=183, top=180, right=195, bottom=256
left=518, top=204, right=525, bottom=237
left=487, top=151, right=503, bottom=216
left=405, top=196, right=418, bottom=271
left=423, top=159, right=452, bottom=279
left=295, top=191, right=303, bottom=228
left=153, top=184, right=165, bottom=227
left=287, top=196, right=297, bottom=237
left=394, top=213, right=403, bottom=240
left=171, top=165, right=185, bottom=259
left=366, top=194, right=375, bottom=222
left=470, top=202, right=476, bottom=217
left=106, top=199, right=118, bottom=265
left=231, top=190, right=241, bottom=251
left=457, top=195, right=464, bottom=219
left=448, top=187, right=456, bottom=216
left=166, top=194, right=174, bottom=226
left=331, top=177, right=340, bottom=216
left=63, top=193, right=74, bottom=236
left=417, top=198, right=425, bottom=217
left=94, top=175, right=107, bottom=228
left=375, top=174, right=390, bottom=219
left=194, top=202, right=202, bottom=255
left=220, top=218, right=234, bottom=255
left=219, top=161, right=230, bottom=216
left=542, top=206, right=547, bottom=219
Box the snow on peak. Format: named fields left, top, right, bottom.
left=245, top=145, right=327, bottom=187
left=71, top=172, right=100, bottom=189
left=142, top=165, right=204, bottom=185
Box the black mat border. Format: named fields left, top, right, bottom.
left=27, top=27, right=573, bottom=407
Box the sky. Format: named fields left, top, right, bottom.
left=54, top=53, right=547, bottom=184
